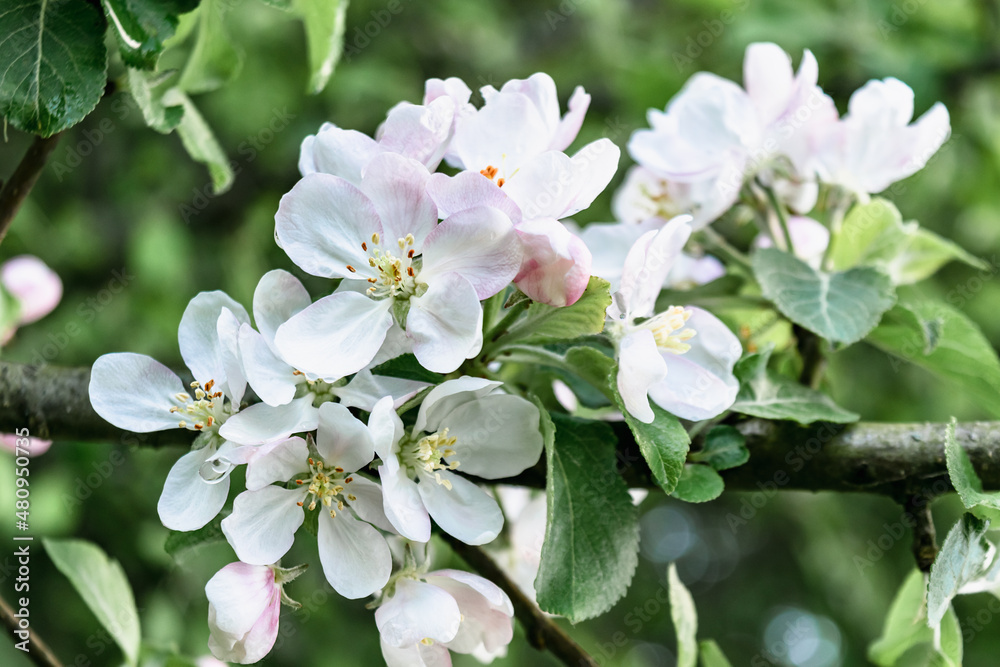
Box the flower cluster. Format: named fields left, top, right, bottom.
left=87, top=50, right=952, bottom=665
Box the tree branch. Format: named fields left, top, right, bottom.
left=0, top=593, right=63, bottom=667
left=439, top=532, right=599, bottom=667
left=0, top=133, right=62, bottom=245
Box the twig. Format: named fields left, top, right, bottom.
left=0, top=594, right=63, bottom=667
left=904, top=494, right=939, bottom=573
left=0, top=133, right=63, bottom=246
left=794, top=324, right=826, bottom=389
left=439, top=532, right=599, bottom=667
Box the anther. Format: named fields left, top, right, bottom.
left=347, top=265, right=356, bottom=273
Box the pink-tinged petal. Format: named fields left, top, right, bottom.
left=743, top=42, right=795, bottom=127
left=274, top=292, right=393, bottom=379
left=513, top=218, right=592, bottom=307
left=0, top=434, right=51, bottom=456
left=219, top=395, right=319, bottom=445
left=378, top=98, right=455, bottom=170
left=550, top=85, right=591, bottom=152
left=343, top=475, right=395, bottom=533
left=244, top=437, right=309, bottom=490
left=316, top=402, right=375, bottom=472
left=498, top=73, right=561, bottom=136
left=667, top=253, right=726, bottom=288
left=205, top=562, right=276, bottom=634
left=217, top=308, right=246, bottom=405
left=369, top=395, right=405, bottom=461
left=426, top=571, right=514, bottom=654
left=419, top=471, right=503, bottom=545
left=379, top=457, right=430, bottom=542
left=317, top=511, right=392, bottom=599
left=301, top=126, right=383, bottom=184
left=426, top=171, right=522, bottom=225
left=440, top=394, right=543, bottom=479
left=420, top=206, right=522, bottom=299
left=425, top=77, right=472, bottom=107
left=253, top=269, right=311, bottom=353
left=376, top=578, right=462, bottom=647
left=179, top=291, right=249, bottom=387
left=451, top=92, right=551, bottom=175
left=90, top=353, right=186, bottom=432
left=753, top=215, right=830, bottom=270
left=1, top=255, right=62, bottom=324
left=239, top=325, right=298, bottom=406
left=222, top=486, right=305, bottom=565
left=331, top=370, right=427, bottom=411
left=235, top=597, right=281, bottom=664
left=616, top=329, right=669, bottom=424
left=407, top=274, right=483, bottom=373
left=618, top=216, right=692, bottom=319
left=360, top=153, right=438, bottom=250
left=274, top=173, right=382, bottom=280
left=381, top=640, right=453, bottom=667
left=158, top=448, right=231, bottom=531
left=414, top=376, right=502, bottom=434
left=429, top=569, right=513, bottom=615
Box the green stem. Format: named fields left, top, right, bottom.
left=480, top=299, right=532, bottom=356
left=763, top=184, right=796, bottom=256
left=697, top=227, right=754, bottom=272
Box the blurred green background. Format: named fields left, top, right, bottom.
left=2, top=0, right=1000, bottom=664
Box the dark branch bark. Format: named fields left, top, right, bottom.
left=0, top=593, right=63, bottom=667
left=439, top=533, right=599, bottom=667
left=0, top=133, right=62, bottom=246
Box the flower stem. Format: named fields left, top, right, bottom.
left=762, top=183, right=797, bottom=256
left=696, top=227, right=754, bottom=273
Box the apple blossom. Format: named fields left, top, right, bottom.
left=370, top=378, right=544, bottom=545
left=0, top=255, right=62, bottom=343
left=274, top=152, right=522, bottom=376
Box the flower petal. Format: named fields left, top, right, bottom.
left=343, top=475, right=396, bottom=533
left=360, top=152, right=438, bottom=250
left=179, top=291, right=249, bottom=386
left=331, top=369, right=427, bottom=411
left=1, top=255, right=62, bottom=324
left=414, top=376, right=502, bottom=434
left=239, top=324, right=299, bottom=406
left=513, top=218, right=592, bottom=307
left=219, top=395, right=319, bottom=445
left=616, top=329, right=669, bottom=424
left=222, top=486, right=305, bottom=565
left=377, top=98, right=455, bottom=171
left=426, top=171, right=523, bottom=224
left=205, top=562, right=276, bottom=635
left=441, top=394, right=543, bottom=479
left=217, top=308, right=247, bottom=405
left=245, top=437, right=309, bottom=490
left=253, top=269, right=312, bottom=353
left=550, top=84, right=590, bottom=152
left=617, top=216, right=692, bottom=320
left=452, top=92, right=551, bottom=176
left=316, top=402, right=375, bottom=472
left=90, top=353, right=186, bottom=432
left=158, top=448, right=231, bottom=531
left=418, top=471, right=503, bottom=545
left=369, top=395, right=405, bottom=461
left=379, top=458, right=431, bottom=542
left=425, top=570, right=513, bottom=654
left=407, top=274, right=483, bottom=374
left=301, top=126, right=383, bottom=184
left=380, top=640, right=452, bottom=667
left=376, top=578, right=461, bottom=646
left=317, top=511, right=392, bottom=599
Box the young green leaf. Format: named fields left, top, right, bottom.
left=753, top=247, right=896, bottom=345
left=927, top=513, right=994, bottom=629
left=126, top=69, right=185, bottom=133
left=535, top=410, right=640, bottom=622
left=888, top=227, right=987, bottom=286
left=498, top=277, right=612, bottom=347
left=698, top=639, right=734, bottom=667
left=370, top=353, right=445, bottom=384
left=690, top=425, right=749, bottom=471
left=867, top=293, right=1000, bottom=419
left=44, top=538, right=142, bottom=666
left=0, top=0, right=108, bottom=137
left=868, top=569, right=933, bottom=666
left=944, top=417, right=1000, bottom=518
left=101, top=0, right=199, bottom=70
left=164, top=89, right=234, bottom=193
left=178, top=0, right=244, bottom=94
left=293, top=0, right=348, bottom=94
left=669, top=563, right=698, bottom=667
left=731, top=348, right=859, bottom=424
left=613, top=379, right=691, bottom=493
left=829, top=198, right=908, bottom=270
left=671, top=464, right=724, bottom=503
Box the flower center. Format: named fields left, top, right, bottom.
left=641, top=306, right=697, bottom=354
left=295, top=457, right=357, bottom=518
left=480, top=164, right=506, bottom=188
left=401, top=428, right=460, bottom=489
left=354, top=232, right=421, bottom=300
left=169, top=379, right=231, bottom=433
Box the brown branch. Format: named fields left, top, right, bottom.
left=0, top=593, right=63, bottom=667
left=439, top=532, right=598, bottom=667
left=0, top=133, right=62, bottom=245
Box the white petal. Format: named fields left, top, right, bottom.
left=407, top=274, right=483, bottom=374
left=158, top=448, right=231, bottom=531
left=205, top=562, right=276, bottom=635
left=179, top=291, right=249, bottom=386
left=317, top=511, right=392, bottom=599
left=420, top=206, right=522, bottom=299
left=743, top=42, right=795, bottom=127
left=551, top=85, right=590, bottom=152
left=239, top=324, right=299, bottom=406
left=414, top=376, right=502, bottom=434
left=618, top=216, right=692, bottom=319
left=331, top=369, right=427, bottom=411
left=418, top=471, right=503, bottom=545
left=360, top=152, right=438, bottom=250
left=378, top=98, right=455, bottom=170
left=216, top=308, right=246, bottom=405
left=343, top=475, right=396, bottom=533
left=219, top=395, right=319, bottom=445
left=579, top=221, right=651, bottom=292
left=426, top=171, right=523, bottom=224
left=451, top=92, right=551, bottom=176
left=649, top=354, right=739, bottom=422
left=616, top=329, right=669, bottom=424
left=425, top=571, right=513, bottom=653
left=274, top=173, right=382, bottom=280
left=304, top=126, right=383, bottom=184
left=369, top=395, right=405, bottom=461
left=441, top=394, right=543, bottom=479
left=375, top=578, right=461, bottom=646
left=316, top=402, right=375, bottom=472
left=563, top=138, right=621, bottom=217
left=379, top=459, right=431, bottom=542
left=275, top=292, right=393, bottom=379
left=253, top=269, right=311, bottom=353
left=380, top=640, right=452, bottom=667
left=221, top=486, right=305, bottom=565
left=90, top=353, right=185, bottom=432
left=245, top=437, right=309, bottom=490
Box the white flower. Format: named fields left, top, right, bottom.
left=220, top=403, right=394, bottom=599
left=206, top=561, right=306, bottom=664
left=370, top=378, right=544, bottom=545
left=89, top=291, right=251, bottom=531
left=753, top=215, right=830, bottom=270
left=274, top=152, right=522, bottom=376
left=376, top=569, right=514, bottom=666
left=607, top=217, right=742, bottom=423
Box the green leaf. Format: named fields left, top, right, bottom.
left=370, top=353, right=445, bottom=384
left=866, top=292, right=1000, bottom=418
left=101, top=0, right=199, bottom=70
left=178, top=0, right=243, bottom=94
left=731, top=348, right=859, bottom=424
left=944, top=417, right=1000, bottom=517
left=671, top=464, right=724, bottom=503
left=535, top=411, right=640, bottom=622
left=164, top=514, right=225, bottom=557
left=927, top=513, right=993, bottom=628
left=931, top=607, right=963, bottom=667
left=753, top=247, right=896, bottom=345
left=889, top=227, right=987, bottom=286
left=562, top=344, right=616, bottom=404
left=699, top=640, right=733, bottom=667
left=499, top=277, right=612, bottom=347
left=126, top=68, right=184, bottom=133
left=656, top=274, right=746, bottom=312
left=613, top=379, right=690, bottom=493
left=0, top=0, right=108, bottom=136
left=690, top=425, right=748, bottom=471
left=44, top=538, right=141, bottom=666
left=869, top=570, right=933, bottom=666
left=164, top=89, right=234, bottom=193
left=669, top=563, right=698, bottom=667
left=293, top=0, right=348, bottom=94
